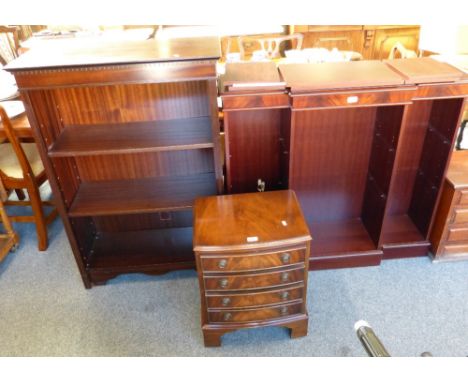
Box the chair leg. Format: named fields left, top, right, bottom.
left=26, top=184, right=48, bottom=251
left=15, top=189, right=26, bottom=201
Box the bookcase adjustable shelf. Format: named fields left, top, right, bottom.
left=6, top=37, right=223, bottom=288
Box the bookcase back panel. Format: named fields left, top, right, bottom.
left=289, top=108, right=376, bottom=221
left=225, top=109, right=286, bottom=193
left=52, top=81, right=210, bottom=126
left=93, top=211, right=193, bottom=232
left=74, top=150, right=215, bottom=181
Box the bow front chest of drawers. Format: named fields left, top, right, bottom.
left=430, top=150, right=468, bottom=262
left=193, top=190, right=311, bottom=346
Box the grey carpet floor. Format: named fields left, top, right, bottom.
left=0, top=186, right=467, bottom=356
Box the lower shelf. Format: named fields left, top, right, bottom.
left=381, top=214, right=426, bottom=245
left=381, top=214, right=430, bottom=259
left=69, top=173, right=217, bottom=217
left=80, top=215, right=428, bottom=285
left=87, top=227, right=195, bottom=284
left=307, top=218, right=382, bottom=270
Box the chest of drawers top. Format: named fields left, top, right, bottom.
left=193, top=190, right=311, bottom=252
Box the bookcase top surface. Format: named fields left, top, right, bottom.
left=5, top=36, right=221, bottom=71
left=278, top=60, right=405, bottom=92
left=385, top=57, right=465, bottom=84
left=193, top=190, right=311, bottom=250
left=220, top=62, right=285, bottom=93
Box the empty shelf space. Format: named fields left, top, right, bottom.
left=308, top=218, right=378, bottom=257
left=49, top=117, right=214, bottom=157
left=381, top=214, right=427, bottom=245
left=88, top=227, right=194, bottom=271
left=68, top=173, right=217, bottom=217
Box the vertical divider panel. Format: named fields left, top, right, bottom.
left=70, top=217, right=97, bottom=267
left=207, top=78, right=224, bottom=194
left=409, top=97, right=465, bottom=237
left=362, top=106, right=405, bottom=246
left=22, top=90, right=91, bottom=288
left=280, top=108, right=292, bottom=189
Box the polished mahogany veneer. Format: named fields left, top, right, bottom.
left=278, top=60, right=406, bottom=92
left=6, top=37, right=223, bottom=288
left=385, top=57, right=465, bottom=84
left=194, top=190, right=311, bottom=347
left=430, top=150, right=468, bottom=262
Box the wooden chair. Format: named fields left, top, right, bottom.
left=238, top=33, right=303, bottom=60
left=0, top=179, right=19, bottom=262
left=0, top=104, right=58, bottom=251
left=0, top=26, right=20, bottom=66
left=388, top=41, right=417, bottom=59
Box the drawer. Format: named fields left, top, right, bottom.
left=291, top=88, right=414, bottom=109
left=456, top=190, right=468, bottom=206
left=204, top=267, right=305, bottom=291
left=446, top=226, right=468, bottom=242
left=442, top=242, right=468, bottom=257
left=208, top=301, right=303, bottom=323
left=206, top=285, right=304, bottom=309
left=450, top=208, right=468, bottom=224
left=200, top=248, right=306, bottom=273
left=222, top=93, right=289, bottom=110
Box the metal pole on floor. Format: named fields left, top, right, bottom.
left=354, top=320, right=391, bottom=357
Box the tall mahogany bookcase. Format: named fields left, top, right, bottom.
left=6, top=37, right=223, bottom=287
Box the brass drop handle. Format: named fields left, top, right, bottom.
left=219, top=278, right=229, bottom=288
left=280, top=306, right=288, bottom=316
left=280, top=291, right=290, bottom=300
left=281, top=252, right=291, bottom=264
left=221, top=297, right=231, bottom=306
left=218, top=259, right=228, bottom=269
left=281, top=272, right=290, bottom=282
left=223, top=313, right=232, bottom=321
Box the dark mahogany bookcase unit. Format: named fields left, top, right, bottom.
left=220, top=62, right=290, bottom=193
left=280, top=59, right=468, bottom=269
left=381, top=58, right=467, bottom=260
left=279, top=61, right=413, bottom=269
left=6, top=37, right=223, bottom=287
left=272, top=58, right=466, bottom=270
